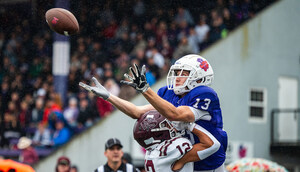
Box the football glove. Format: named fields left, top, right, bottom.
left=120, top=64, right=149, bottom=93
left=79, top=77, right=110, bottom=100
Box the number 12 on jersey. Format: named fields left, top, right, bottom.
left=144, top=140, right=192, bottom=172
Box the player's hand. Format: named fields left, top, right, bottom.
left=172, top=160, right=185, bottom=172
left=120, top=64, right=149, bottom=93
left=79, top=77, right=110, bottom=100
left=171, top=121, right=196, bottom=131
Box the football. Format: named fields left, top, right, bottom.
left=45, top=8, right=79, bottom=36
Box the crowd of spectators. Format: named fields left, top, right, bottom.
left=0, top=0, right=274, bottom=165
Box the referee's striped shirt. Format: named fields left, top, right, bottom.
left=94, top=162, right=140, bottom=172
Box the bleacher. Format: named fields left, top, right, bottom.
left=0, top=0, right=275, bottom=170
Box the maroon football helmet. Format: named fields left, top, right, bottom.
left=133, top=110, right=181, bottom=149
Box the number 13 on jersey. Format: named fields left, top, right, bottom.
left=193, top=98, right=211, bottom=110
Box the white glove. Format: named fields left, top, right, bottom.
left=171, top=121, right=196, bottom=131
left=79, top=77, right=110, bottom=100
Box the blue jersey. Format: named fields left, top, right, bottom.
left=157, top=86, right=228, bottom=171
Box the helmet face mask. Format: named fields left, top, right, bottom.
left=167, top=54, right=214, bottom=95
left=133, top=110, right=182, bottom=150
left=167, top=68, right=194, bottom=95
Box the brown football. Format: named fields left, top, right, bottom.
left=45, top=8, right=79, bottom=36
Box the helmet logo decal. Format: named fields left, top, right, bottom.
left=140, top=116, right=157, bottom=131
left=197, top=58, right=209, bottom=71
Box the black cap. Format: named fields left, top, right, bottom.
left=105, top=138, right=123, bottom=150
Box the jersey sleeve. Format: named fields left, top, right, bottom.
left=157, top=86, right=168, bottom=97
left=187, top=87, right=219, bottom=113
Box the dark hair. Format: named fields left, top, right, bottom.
left=71, top=165, right=78, bottom=171
left=122, top=152, right=132, bottom=164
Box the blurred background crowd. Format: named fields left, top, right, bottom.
left=0, top=0, right=274, bottom=166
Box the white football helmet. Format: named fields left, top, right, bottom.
left=167, top=54, right=214, bottom=95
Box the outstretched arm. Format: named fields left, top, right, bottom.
left=172, top=123, right=220, bottom=171
left=143, top=88, right=195, bottom=122
left=107, top=94, right=154, bottom=119
left=79, top=77, right=154, bottom=119
left=121, top=64, right=195, bottom=122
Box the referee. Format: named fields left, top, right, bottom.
left=94, top=138, right=139, bottom=172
